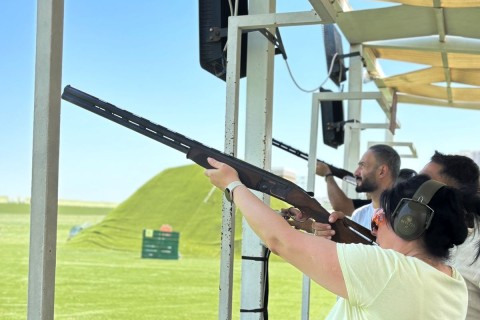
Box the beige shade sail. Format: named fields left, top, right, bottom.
left=320, top=0, right=480, bottom=110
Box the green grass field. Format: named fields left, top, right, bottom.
left=0, top=165, right=336, bottom=319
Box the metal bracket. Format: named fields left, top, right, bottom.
left=206, top=26, right=227, bottom=42
left=206, top=26, right=287, bottom=59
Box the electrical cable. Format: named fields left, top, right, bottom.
left=224, top=0, right=238, bottom=53
left=283, top=52, right=339, bottom=93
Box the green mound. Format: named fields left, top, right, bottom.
left=68, top=164, right=287, bottom=257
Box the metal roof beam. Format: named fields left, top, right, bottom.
left=307, top=0, right=343, bottom=23
left=337, top=6, right=437, bottom=43
left=362, top=47, right=395, bottom=118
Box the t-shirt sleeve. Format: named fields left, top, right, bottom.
left=337, top=243, right=398, bottom=307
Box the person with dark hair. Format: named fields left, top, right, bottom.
left=205, top=158, right=469, bottom=319
left=421, top=151, right=480, bottom=320
left=302, top=144, right=400, bottom=239
left=343, top=144, right=400, bottom=227
left=423, top=151, right=479, bottom=198
left=397, top=168, right=417, bottom=183
left=317, top=160, right=416, bottom=216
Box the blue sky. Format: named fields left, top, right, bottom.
left=2, top=1, right=479, bottom=203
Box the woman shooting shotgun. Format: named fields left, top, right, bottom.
left=205, top=157, right=469, bottom=319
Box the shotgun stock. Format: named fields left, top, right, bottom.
left=61, top=85, right=376, bottom=245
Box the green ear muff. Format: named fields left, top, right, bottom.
left=391, top=180, right=445, bottom=240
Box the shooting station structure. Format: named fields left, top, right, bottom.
left=30, top=1, right=480, bottom=319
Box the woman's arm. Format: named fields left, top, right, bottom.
left=205, top=157, right=348, bottom=298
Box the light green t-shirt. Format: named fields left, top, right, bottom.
left=326, top=244, right=468, bottom=320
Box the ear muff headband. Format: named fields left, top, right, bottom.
left=392, top=180, right=446, bottom=240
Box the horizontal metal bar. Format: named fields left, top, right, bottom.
left=229, top=11, right=323, bottom=30
left=313, top=91, right=383, bottom=101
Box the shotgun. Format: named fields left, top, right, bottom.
left=272, top=138, right=356, bottom=185
left=61, top=85, right=375, bottom=245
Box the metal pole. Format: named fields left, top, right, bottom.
left=28, top=0, right=64, bottom=319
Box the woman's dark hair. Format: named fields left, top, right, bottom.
left=380, top=174, right=468, bottom=259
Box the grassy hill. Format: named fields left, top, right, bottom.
left=68, top=164, right=288, bottom=257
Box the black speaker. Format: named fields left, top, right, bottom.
left=392, top=180, right=445, bottom=240
left=323, top=24, right=347, bottom=87
left=320, top=88, right=344, bottom=149
left=198, top=0, right=248, bottom=80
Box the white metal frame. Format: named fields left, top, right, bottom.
left=223, top=9, right=324, bottom=320
left=28, top=1, right=64, bottom=319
